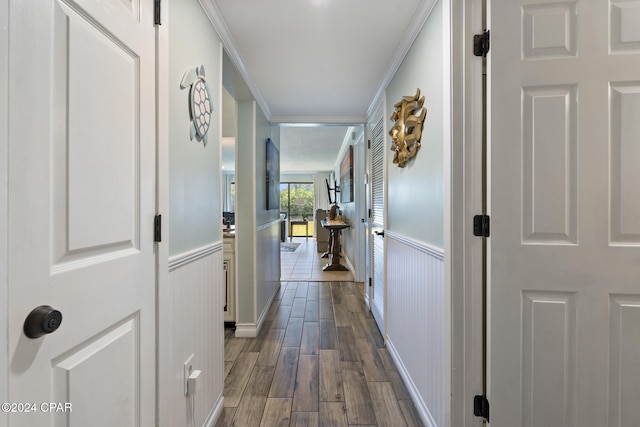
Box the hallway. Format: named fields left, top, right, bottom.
left=217, top=281, right=423, bottom=426
left=280, top=237, right=354, bottom=282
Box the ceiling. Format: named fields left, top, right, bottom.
left=222, top=121, right=356, bottom=174
left=278, top=125, right=357, bottom=174
left=208, top=0, right=434, bottom=172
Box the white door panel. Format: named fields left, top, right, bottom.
left=370, top=114, right=385, bottom=334
left=489, top=1, right=640, bottom=426
left=8, top=0, right=156, bottom=425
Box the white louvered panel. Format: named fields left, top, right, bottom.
left=371, top=116, right=385, bottom=227
left=169, top=245, right=225, bottom=426
left=370, top=115, right=385, bottom=333
left=386, top=232, right=445, bottom=427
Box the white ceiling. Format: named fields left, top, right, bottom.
left=278, top=125, right=355, bottom=173
left=221, top=125, right=354, bottom=173
left=209, top=0, right=434, bottom=171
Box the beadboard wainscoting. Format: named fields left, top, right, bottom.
left=386, top=231, right=447, bottom=427
left=169, top=242, right=225, bottom=427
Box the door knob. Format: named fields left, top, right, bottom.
left=374, top=230, right=385, bottom=237
left=23, top=305, right=63, bottom=339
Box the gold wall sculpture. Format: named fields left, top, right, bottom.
left=389, top=88, right=427, bottom=167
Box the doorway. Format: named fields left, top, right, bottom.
left=280, top=182, right=315, bottom=240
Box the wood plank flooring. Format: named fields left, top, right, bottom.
left=217, top=281, right=423, bottom=427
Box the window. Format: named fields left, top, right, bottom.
left=280, top=182, right=314, bottom=237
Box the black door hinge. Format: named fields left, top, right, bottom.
left=154, top=214, right=162, bottom=242
left=368, top=208, right=372, bottom=219
left=473, top=215, right=490, bottom=237
left=474, top=395, right=490, bottom=422
left=369, top=277, right=372, bottom=287
left=473, top=30, right=490, bottom=57
left=154, top=0, right=162, bottom=25
left=368, top=139, right=371, bottom=149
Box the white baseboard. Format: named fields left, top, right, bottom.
left=234, top=323, right=258, bottom=338
left=257, top=282, right=279, bottom=330
left=342, top=250, right=355, bottom=277
left=203, top=392, right=224, bottom=427
left=234, top=283, right=281, bottom=338
left=371, top=298, right=384, bottom=337
left=387, top=337, right=438, bottom=427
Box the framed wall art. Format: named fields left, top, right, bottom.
left=340, top=145, right=353, bottom=203
left=266, top=138, right=280, bottom=210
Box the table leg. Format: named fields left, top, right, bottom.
left=322, top=228, right=348, bottom=271
left=321, top=229, right=332, bottom=258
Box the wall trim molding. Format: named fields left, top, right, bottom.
left=256, top=282, right=280, bottom=331
left=203, top=392, right=224, bottom=427
left=235, top=283, right=281, bottom=338
left=387, top=337, right=438, bottom=427
left=386, top=231, right=444, bottom=261
left=168, top=241, right=223, bottom=271
left=342, top=251, right=356, bottom=278
left=256, top=217, right=281, bottom=232
left=234, top=323, right=258, bottom=338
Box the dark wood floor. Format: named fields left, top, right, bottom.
left=216, top=281, right=423, bottom=427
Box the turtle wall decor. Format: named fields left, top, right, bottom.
left=389, top=88, right=427, bottom=167
left=180, top=65, right=213, bottom=147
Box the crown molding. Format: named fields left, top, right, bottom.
left=198, top=0, right=272, bottom=120
left=366, top=0, right=439, bottom=122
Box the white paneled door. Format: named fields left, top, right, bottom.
left=489, top=1, right=640, bottom=426
left=7, top=0, right=156, bottom=425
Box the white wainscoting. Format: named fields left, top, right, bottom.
left=386, top=231, right=447, bottom=427
left=169, top=242, right=224, bottom=427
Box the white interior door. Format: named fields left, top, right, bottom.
left=7, top=0, right=156, bottom=425
left=489, top=1, right=640, bottom=425
left=363, top=135, right=372, bottom=308
left=370, top=114, right=386, bottom=335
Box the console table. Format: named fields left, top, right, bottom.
left=289, top=219, right=309, bottom=240
left=321, top=220, right=350, bottom=271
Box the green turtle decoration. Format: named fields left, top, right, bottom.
left=181, top=65, right=213, bottom=147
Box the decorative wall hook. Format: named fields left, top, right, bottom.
left=389, top=88, right=426, bottom=167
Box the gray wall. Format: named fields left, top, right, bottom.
left=386, top=0, right=444, bottom=249
left=166, top=1, right=224, bottom=426
left=235, top=101, right=256, bottom=324
left=235, top=101, right=280, bottom=328
left=381, top=3, right=449, bottom=426
left=168, top=2, right=222, bottom=256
